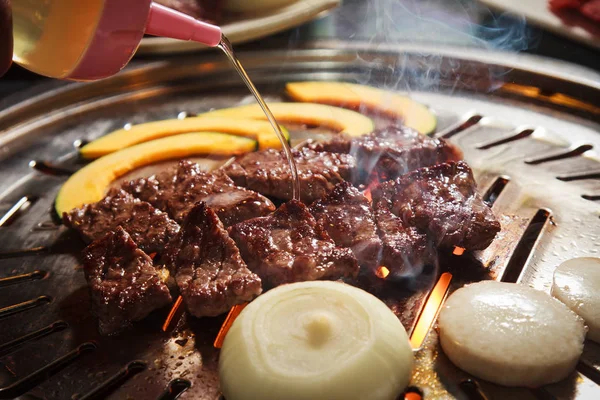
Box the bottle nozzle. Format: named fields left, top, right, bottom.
left=145, top=2, right=222, bottom=47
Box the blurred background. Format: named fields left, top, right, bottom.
left=1, top=0, right=598, bottom=98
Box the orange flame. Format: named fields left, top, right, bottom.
left=214, top=303, right=248, bottom=348
left=375, top=266, right=390, bottom=279
left=453, top=246, right=465, bottom=256
left=363, top=188, right=372, bottom=203
left=409, top=272, right=453, bottom=350
left=162, top=295, right=183, bottom=332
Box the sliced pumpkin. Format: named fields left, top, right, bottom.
left=56, top=132, right=256, bottom=215
left=201, top=102, right=374, bottom=137
left=80, top=117, right=288, bottom=158
left=286, top=82, right=437, bottom=135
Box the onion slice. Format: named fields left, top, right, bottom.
left=219, top=281, right=413, bottom=400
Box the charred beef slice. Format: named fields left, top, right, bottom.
left=221, top=148, right=356, bottom=203
left=64, top=188, right=179, bottom=254
left=228, top=200, right=359, bottom=288
left=308, top=125, right=462, bottom=183
left=82, top=226, right=172, bottom=335
left=309, top=182, right=382, bottom=269
left=121, top=160, right=275, bottom=226
left=164, top=202, right=262, bottom=317
left=374, top=202, right=436, bottom=275
left=373, top=161, right=500, bottom=251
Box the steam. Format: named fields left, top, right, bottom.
left=333, top=0, right=534, bottom=93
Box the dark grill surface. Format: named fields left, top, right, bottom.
left=0, top=45, right=599, bottom=399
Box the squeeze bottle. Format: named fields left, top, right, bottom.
left=12, top=0, right=222, bottom=80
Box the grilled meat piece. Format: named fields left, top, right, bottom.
left=64, top=189, right=179, bottom=254
left=164, top=202, right=261, bottom=318
left=122, top=160, right=275, bottom=226
left=229, top=200, right=359, bottom=287
left=374, top=203, right=436, bottom=275
left=82, top=227, right=172, bottom=335
left=310, top=182, right=382, bottom=269
left=373, top=161, right=500, bottom=251
left=221, top=148, right=356, bottom=203
left=308, top=125, right=462, bottom=183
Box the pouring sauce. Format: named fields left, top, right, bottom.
left=218, top=35, right=301, bottom=201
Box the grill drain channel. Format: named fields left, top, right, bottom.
left=0, top=321, right=68, bottom=356
left=0, top=342, right=97, bottom=399
left=0, top=296, right=52, bottom=319
left=75, top=361, right=147, bottom=400
left=157, top=379, right=192, bottom=400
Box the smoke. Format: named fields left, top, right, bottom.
left=330, top=0, right=536, bottom=93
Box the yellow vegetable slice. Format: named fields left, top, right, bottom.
left=286, top=81, right=437, bottom=135
left=202, top=102, right=374, bottom=137
left=56, top=132, right=257, bottom=215
left=80, top=117, right=288, bottom=158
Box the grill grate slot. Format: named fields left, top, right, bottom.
left=459, top=380, right=490, bottom=400
left=582, top=194, right=600, bottom=201
left=157, top=379, right=192, bottom=400
left=75, top=360, right=147, bottom=400
left=0, top=296, right=52, bottom=319
left=525, top=145, right=594, bottom=165
left=28, top=161, right=76, bottom=177
left=0, top=321, right=67, bottom=356
left=578, top=361, right=600, bottom=387
left=0, top=271, right=46, bottom=287
left=0, top=342, right=96, bottom=399
left=476, top=128, right=534, bottom=150
left=0, top=197, right=38, bottom=227
left=557, top=171, right=600, bottom=181
left=435, top=113, right=483, bottom=139
left=500, top=209, right=551, bottom=283
left=482, top=176, right=510, bottom=206
left=0, top=247, right=48, bottom=260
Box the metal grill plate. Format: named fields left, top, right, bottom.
left=0, top=43, right=599, bottom=400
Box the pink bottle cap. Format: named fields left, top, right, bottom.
left=67, top=1, right=222, bottom=81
